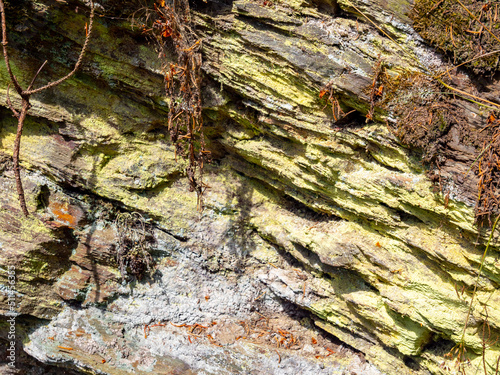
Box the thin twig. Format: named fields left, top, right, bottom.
left=5, top=83, right=19, bottom=118
left=24, top=2, right=95, bottom=95
left=27, top=60, right=48, bottom=91
left=459, top=215, right=500, bottom=348
left=12, top=99, right=31, bottom=216
left=437, top=78, right=500, bottom=109
left=455, top=0, right=500, bottom=45
left=436, top=50, right=500, bottom=79
left=0, top=0, right=22, bottom=95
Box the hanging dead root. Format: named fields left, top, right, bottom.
left=366, top=55, right=384, bottom=122
left=143, top=0, right=210, bottom=210
left=319, top=82, right=356, bottom=123
left=114, top=212, right=155, bottom=280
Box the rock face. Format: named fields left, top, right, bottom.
left=1, top=0, right=500, bottom=374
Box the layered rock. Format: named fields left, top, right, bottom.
left=0, top=0, right=499, bottom=374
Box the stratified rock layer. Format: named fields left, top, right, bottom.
left=0, top=0, right=499, bottom=374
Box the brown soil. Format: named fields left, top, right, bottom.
left=383, top=71, right=500, bottom=225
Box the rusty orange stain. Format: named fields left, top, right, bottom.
left=48, top=201, right=78, bottom=228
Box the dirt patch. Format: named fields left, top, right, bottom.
left=397, top=0, right=500, bottom=224
left=384, top=73, right=467, bottom=162
left=381, top=70, right=500, bottom=223
left=475, top=118, right=500, bottom=224
left=411, top=0, right=500, bottom=75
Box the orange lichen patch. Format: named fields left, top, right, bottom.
left=47, top=200, right=84, bottom=229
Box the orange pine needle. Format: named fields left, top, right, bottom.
left=170, top=322, right=187, bottom=327
left=57, top=346, right=73, bottom=351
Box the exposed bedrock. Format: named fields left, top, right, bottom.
left=0, top=0, right=499, bottom=374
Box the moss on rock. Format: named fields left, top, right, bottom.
left=412, top=0, right=500, bottom=74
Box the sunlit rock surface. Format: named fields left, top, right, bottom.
left=0, top=0, right=499, bottom=374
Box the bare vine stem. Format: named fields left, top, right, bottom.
left=0, top=0, right=95, bottom=216
left=459, top=215, right=500, bottom=346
